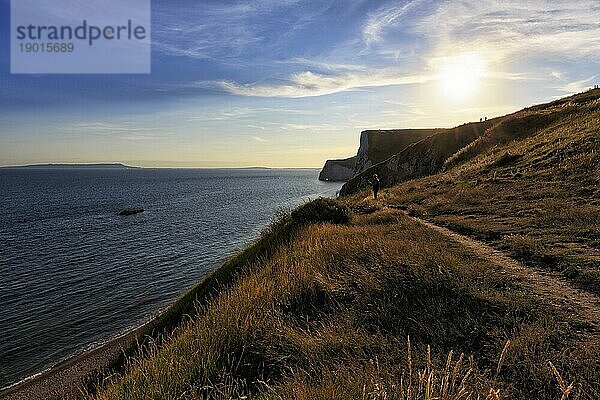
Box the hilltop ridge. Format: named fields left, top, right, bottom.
left=340, top=89, right=600, bottom=196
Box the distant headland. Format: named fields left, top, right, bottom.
left=1, top=163, right=141, bottom=169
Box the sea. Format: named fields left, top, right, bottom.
left=0, top=167, right=341, bottom=389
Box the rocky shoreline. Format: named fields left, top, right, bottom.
left=0, top=309, right=166, bottom=400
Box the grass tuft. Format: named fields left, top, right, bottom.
left=290, top=198, right=350, bottom=225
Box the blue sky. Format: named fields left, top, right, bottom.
left=1, top=0, right=599, bottom=167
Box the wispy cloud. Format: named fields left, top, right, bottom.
left=64, top=122, right=171, bottom=140
left=415, top=0, right=600, bottom=62
left=152, top=0, right=323, bottom=61
left=276, top=58, right=368, bottom=72
left=65, top=122, right=157, bottom=134
left=186, top=108, right=256, bottom=122
left=381, top=101, right=427, bottom=117
left=185, top=107, right=310, bottom=122
left=246, top=124, right=266, bottom=130
left=555, top=75, right=597, bottom=94
left=278, top=123, right=342, bottom=131
left=210, top=69, right=429, bottom=98
left=362, top=0, right=426, bottom=45
left=252, top=136, right=268, bottom=142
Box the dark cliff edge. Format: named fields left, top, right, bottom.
left=318, top=157, right=356, bottom=181
left=339, top=120, right=497, bottom=196
left=353, top=129, right=441, bottom=176
left=318, top=129, right=436, bottom=182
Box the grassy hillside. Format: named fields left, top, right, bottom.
left=86, top=91, right=600, bottom=399
left=90, top=204, right=599, bottom=399
left=377, top=89, right=600, bottom=294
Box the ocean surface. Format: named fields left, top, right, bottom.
left=0, top=168, right=341, bottom=388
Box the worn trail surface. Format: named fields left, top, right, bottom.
left=410, top=215, right=600, bottom=328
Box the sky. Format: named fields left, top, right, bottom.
left=1, top=0, right=599, bottom=168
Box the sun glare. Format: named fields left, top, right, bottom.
left=437, top=53, right=486, bottom=101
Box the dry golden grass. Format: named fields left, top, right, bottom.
left=381, top=92, right=600, bottom=294
left=92, top=205, right=600, bottom=399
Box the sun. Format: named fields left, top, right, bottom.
left=437, top=53, right=486, bottom=101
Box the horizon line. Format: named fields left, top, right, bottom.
left=0, top=162, right=323, bottom=169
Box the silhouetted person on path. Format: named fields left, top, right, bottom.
left=369, top=174, right=380, bottom=200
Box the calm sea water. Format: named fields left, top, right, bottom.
left=0, top=168, right=340, bottom=388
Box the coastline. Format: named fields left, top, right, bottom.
left=0, top=169, right=336, bottom=400
left=0, top=307, right=169, bottom=400
left=0, top=215, right=290, bottom=400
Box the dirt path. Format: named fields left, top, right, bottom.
left=409, top=214, right=600, bottom=328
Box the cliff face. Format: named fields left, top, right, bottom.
left=353, top=129, right=440, bottom=176
left=318, top=157, right=356, bottom=181
left=340, top=121, right=496, bottom=195
left=319, top=129, right=436, bottom=182
left=353, top=131, right=372, bottom=175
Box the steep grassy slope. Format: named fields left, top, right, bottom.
left=92, top=202, right=599, bottom=399
left=341, top=121, right=497, bottom=195
left=373, top=89, right=600, bottom=294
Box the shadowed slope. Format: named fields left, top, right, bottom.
left=340, top=120, right=497, bottom=195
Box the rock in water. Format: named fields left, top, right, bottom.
left=119, top=208, right=144, bottom=216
